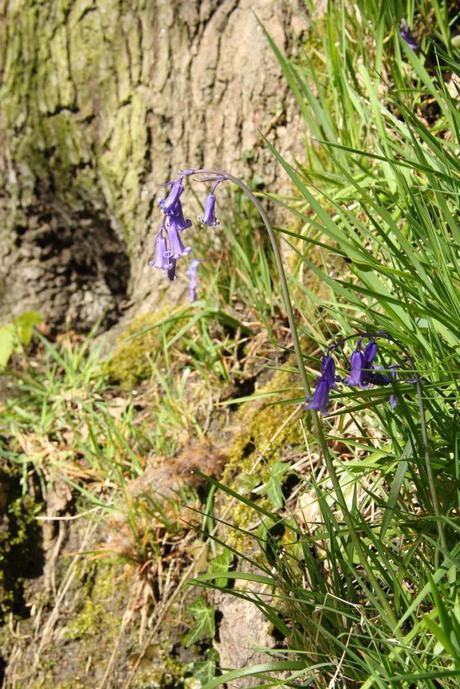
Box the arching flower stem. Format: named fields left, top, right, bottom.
left=182, top=168, right=310, bottom=395
left=182, top=168, right=401, bottom=624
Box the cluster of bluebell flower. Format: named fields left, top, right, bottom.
left=151, top=171, right=223, bottom=298
left=305, top=336, right=403, bottom=415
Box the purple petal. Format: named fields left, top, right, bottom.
left=200, top=193, right=219, bottom=226
left=363, top=364, right=392, bottom=386
left=321, top=355, right=336, bottom=387
left=169, top=200, right=192, bottom=231
left=362, top=341, right=378, bottom=368
left=150, top=233, right=172, bottom=271
left=167, top=224, right=191, bottom=259
left=304, top=379, right=331, bottom=415
left=159, top=178, right=184, bottom=214
left=400, top=20, right=419, bottom=51
left=345, top=350, right=364, bottom=386
left=365, top=371, right=392, bottom=385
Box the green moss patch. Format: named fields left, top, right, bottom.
left=224, top=366, right=303, bottom=485
left=106, top=309, right=184, bottom=388
left=0, top=466, right=43, bottom=619
left=220, top=365, right=304, bottom=541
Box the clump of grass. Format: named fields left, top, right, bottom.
left=193, top=2, right=460, bottom=688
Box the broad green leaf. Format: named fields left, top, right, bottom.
left=184, top=597, right=215, bottom=647
left=207, top=549, right=233, bottom=588
left=14, top=310, right=43, bottom=345
left=261, top=461, right=290, bottom=508
left=193, top=659, right=217, bottom=685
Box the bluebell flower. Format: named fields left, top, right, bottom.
left=305, top=378, right=331, bottom=414
left=366, top=366, right=391, bottom=385
left=361, top=340, right=379, bottom=386
left=362, top=340, right=378, bottom=368
left=304, top=354, right=336, bottom=415
left=167, top=224, right=191, bottom=259
left=321, top=355, right=336, bottom=386
left=343, top=340, right=377, bottom=388
left=186, top=259, right=200, bottom=302
left=314, top=333, right=415, bottom=414
left=305, top=379, right=332, bottom=415
left=159, top=178, right=184, bottom=214
left=169, top=200, right=192, bottom=231
left=151, top=231, right=172, bottom=271
left=200, top=193, right=219, bottom=226
left=363, top=363, right=391, bottom=386
left=345, top=349, right=364, bottom=386
left=400, top=20, right=419, bottom=51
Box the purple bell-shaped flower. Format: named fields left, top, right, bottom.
left=321, top=355, right=336, bottom=386
left=200, top=193, right=219, bottom=226
left=304, top=354, right=336, bottom=415
left=363, top=340, right=378, bottom=367
left=363, top=362, right=392, bottom=386
left=169, top=200, right=192, bottom=231
left=151, top=232, right=172, bottom=271
left=345, top=349, right=364, bottom=386
left=305, top=379, right=332, bottom=415
left=361, top=340, right=379, bottom=386
left=167, top=224, right=191, bottom=259
left=159, top=178, right=184, bottom=214
left=400, top=20, right=419, bottom=51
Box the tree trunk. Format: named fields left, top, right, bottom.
left=0, top=0, right=307, bottom=331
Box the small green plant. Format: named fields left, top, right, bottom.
left=183, top=596, right=215, bottom=647
left=0, top=311, right=42, bottom=368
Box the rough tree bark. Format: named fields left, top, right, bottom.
left=0, top=0, right=307, bottom=331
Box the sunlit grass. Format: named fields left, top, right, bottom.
left=1, top=1, right=459, bottom=687
left=194, top=2, right=460, bottom=688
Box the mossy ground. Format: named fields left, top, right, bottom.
left=219, top=364, right=305, bottom=550
left=0, top=465, right=43, bottom=619
left=3, top=516, right=206, bottom=689
left=1, top=327, right=308, bottom=688
left=224, top=366, right=303, bottom=481
left=106, top=309, right=180, bottom=389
